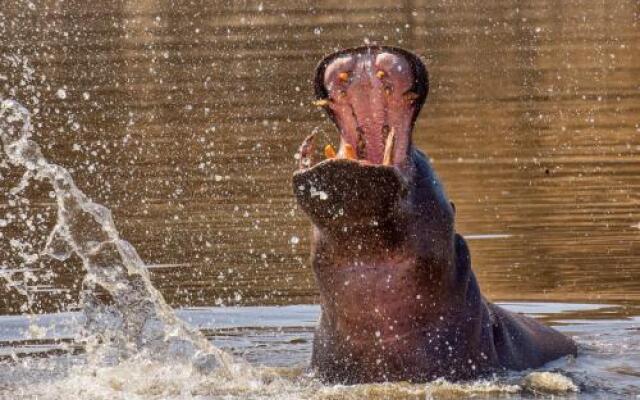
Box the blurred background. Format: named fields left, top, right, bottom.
left=1, top=0, right=639, bottom=314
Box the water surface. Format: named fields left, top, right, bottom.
left=0, top=303, right=638, bottom=398
left=1, top=0, right=638, bottom=311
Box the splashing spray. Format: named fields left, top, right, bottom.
left=0, top=99, right=254, bottom=379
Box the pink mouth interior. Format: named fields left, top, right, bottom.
left=322, top=49, right=419, bottom=167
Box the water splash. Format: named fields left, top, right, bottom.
left=3, top=358, right=580, bottom=400
left=0, top=99, right=253, bottom=378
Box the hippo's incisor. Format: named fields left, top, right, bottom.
left=293, top=46, right=577, bottom=384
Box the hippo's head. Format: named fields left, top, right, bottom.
left=293, top=46, right=452, bottom=255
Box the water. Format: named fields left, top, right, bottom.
left=0, top=304, right=638, bottom=398
left=1, top=0, right=639, bottom=398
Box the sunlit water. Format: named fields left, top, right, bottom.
left=1, top=1, right=639, bottom=399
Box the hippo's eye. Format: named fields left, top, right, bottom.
left=376, top=70, right=385, bottom=79
left=338, top=71, right=350, bottom=82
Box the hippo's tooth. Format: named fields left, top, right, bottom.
left=312, top=99, right=331, bottom=107
left=324, top=144, right=336, bottom=159
left=383, top=128, right=395, bottom=166
left=297, top=133, right=316, bottom=168
left=343, top=143, right=357, bottom=160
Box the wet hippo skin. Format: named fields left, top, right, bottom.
left=293, top=46, right=577, bottom=384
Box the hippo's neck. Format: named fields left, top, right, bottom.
left=310, top=250, right=492, bottom=383
left=315, top=249, right=452, bottom=319
left=310, top=236, right=488, bottom=380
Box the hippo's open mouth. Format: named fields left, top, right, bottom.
left=297, top=46, right=428, bottom=172
left=293, top=46, right=428, bottom=229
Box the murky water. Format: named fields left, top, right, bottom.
left=1, top=0, right=639, bottom=398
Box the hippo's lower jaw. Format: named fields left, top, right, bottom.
left=292, top=159, right=409, bottom=244
left=294, top=46, right=577, bottom=384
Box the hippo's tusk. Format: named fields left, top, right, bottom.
left=324, top=144, right=337, bottom=159
left=312, top=99, right=331, bottom=107
left=383, top=128, right=395, bottom=166
left=343, top=143, right=357, bottom=160
left=297, top=133, right=316, bottom=168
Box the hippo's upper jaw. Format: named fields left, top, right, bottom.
left=313, top=46, right=427, bottom=169
left=297, top=46, right=427, bottom=173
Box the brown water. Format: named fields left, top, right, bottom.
left=1, top=0, right=639, bottom=320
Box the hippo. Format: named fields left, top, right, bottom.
left=292, top=46, right=577, bottom=384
